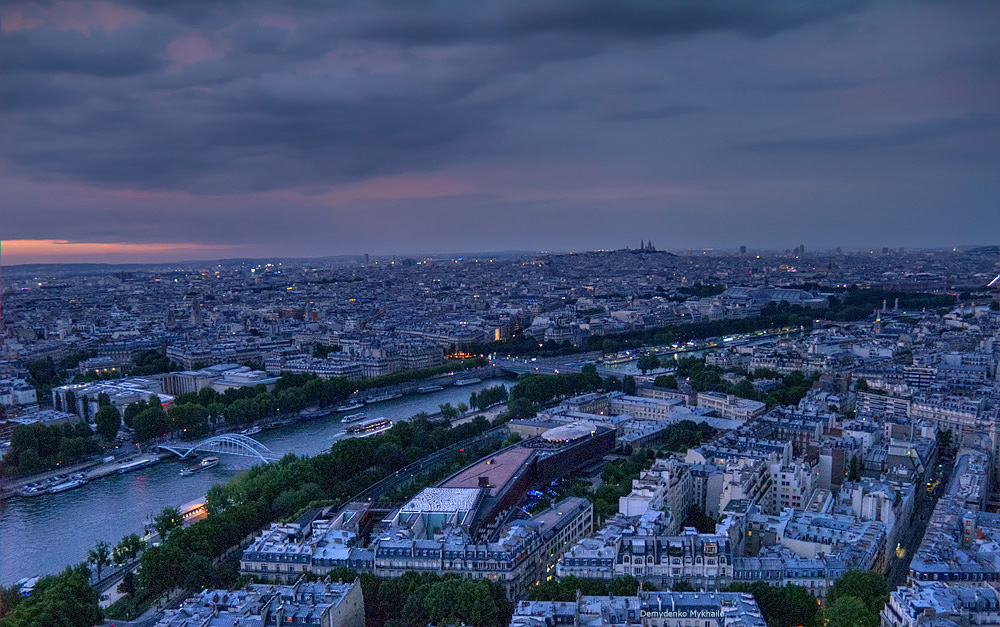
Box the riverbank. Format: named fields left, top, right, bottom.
left=0, top=448, right=160, bottom=502
left=1, top=377, right=513, bottom=584
left=1, top=366, right=507, bottom=502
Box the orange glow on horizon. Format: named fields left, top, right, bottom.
left=1, top=240, right=237, bottom=264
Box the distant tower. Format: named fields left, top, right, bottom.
left=874, top=312, right=882, bottom=334
left=894, top=298, right=899, bottom=312
left=739, top=245, right=747, bottom=254
left=364, top=253, right=370, bottom=266
left=799, top=244, right=805, bottom=255
left=640, top=239, right=644, bottom=251
left=882, top=299, right=888, bottom=313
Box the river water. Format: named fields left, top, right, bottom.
left=0, top=379, right=509, bottom=584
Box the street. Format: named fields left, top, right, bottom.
left=887, top=459, right=953, bottom=587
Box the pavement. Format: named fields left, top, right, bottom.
left=0, top=444, right=158, bottom=497
left=887, top=458, right=954, bottom=587
left=3, top=452, right=165, bottom=501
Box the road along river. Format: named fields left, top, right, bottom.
left=0, top=379, right=509, bottom=584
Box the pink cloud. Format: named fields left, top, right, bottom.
left=1, top=1, right=143, bottom=35
left=165, top=32, right=231, bottom=70
left=0, top=6, right=45, bottom=33
left=166, top=33, right=214, bottom=67
left=836, top=68, right=1000, bottom=118
left=310, top=173, right=477, bottom=203
left=257, top=15, right=298, bottom=32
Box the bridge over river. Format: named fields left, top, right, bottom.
left=158, top=434, right=279, bottom=463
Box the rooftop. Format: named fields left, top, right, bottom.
left=400, top=487, right=484, bottom=514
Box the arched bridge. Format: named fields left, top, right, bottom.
left=158, top=434, right=277, bottom=463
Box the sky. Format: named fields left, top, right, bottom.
left=1, top=0, right=998, bottom=265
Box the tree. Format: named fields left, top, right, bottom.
left=64, top=389, right=77, bottom=416
left=96, top=392, right=111, bottom=407
left=506, top=397, right=534, bottom=420
left=183, top=555, right=216, bottom=591
left=421, top=578, right=508, bottom=627
left=117, top=571, right=135, bottom=596
left=123, top=399, right=146, bottom=428
left=579, top=363, right=602, bottom=390
left=937, top=428, right=954, bottom=454
left=94, top=405, right=122, bottom=441
left=637, top=353, right=661, bottom=374
left=456, top=402, right=469, bottom=417
left=0, top=564, right=102, bottom=627
left=169, top=403, right=210, bottom=439
left=825, top=595, right=878, bottom=627
left=438, top=403, right=459, bottom=426
left=198, top=387, right=220, bottom=406
left=682, top=505, right=718, bottom=534
left=847, top=455, right=861, bottom=481
left=133, top=406, right=170, bottom=443
left=0, top=583, right=27, bottom=617
left=87, top=540, right=112, bottom=581
left=113, top=533, right=146, bottom=566
left=153, top=507, right=183, bottom=539
left=653, top=374, right=678, bottom=389
left=608, top=576, right=644, bottom=596
left=725, top=582, right=820, bottom=627
left=828, top=570, right=890, bottom=615
left=621, top=375, right=637, bottom=395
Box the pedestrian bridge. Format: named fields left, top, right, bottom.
left=158, top=434, right=277, bottom=463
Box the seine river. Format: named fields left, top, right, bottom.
left=0, top=379, right=509, bottom=584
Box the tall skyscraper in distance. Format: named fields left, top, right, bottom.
left=364, top=253, right=370, bottom=266
left=739, top=245, right=747, bottom=254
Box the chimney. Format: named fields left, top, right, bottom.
left=479, top=476, right=490, bottom=489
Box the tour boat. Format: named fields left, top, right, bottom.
left=180, top=457, right=219, bottom=476
left=47, top=478, right=88, bottom=494
left=117, top=458, right=159, bottom=474
left=364, top=391, right=402, bottom=404
left=335, top=402, right=365, bottom=412
left=345, top=417, right=393, bottom=438
left=299, top=407, right=329, bottom=421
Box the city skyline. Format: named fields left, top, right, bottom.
left=2, top=239, right=997, bottom=268
left=2, top=0, right=998, bottom=264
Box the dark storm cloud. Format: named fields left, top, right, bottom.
left=1, top=0, right=998, bottom=258
left=333, top=0, right=866, bottom=46
left=0, top=19, right=173, bottom=76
